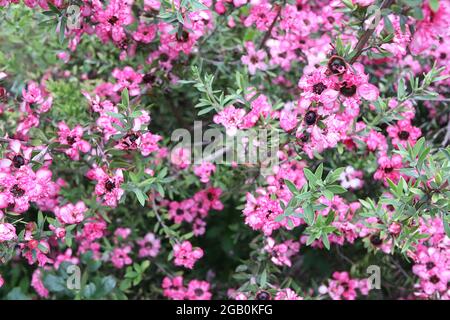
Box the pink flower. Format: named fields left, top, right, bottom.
left=111, top=245, right=133, bottom=269
left=170, top=147, right=191, bottom=169
left=137, top=232, right=161, bottom=258
left=241, top=41, right=267, bottom=75
left=357, top=83, right=379, bottom=101
left=244, top=3, right=277, bottom=31
left=88, top=167, right=124, bottom=207
left=55, top=201, right=87, bottom=225
left=213, top=106, right=246, bottom=136
left=274, top=288, right=302, bottom=300
left=173, top=240, right=203, bottom=269
left=298, top=67, right=339, bottom=112
left=325, top=271, right=371, bottom=300
left=0, top=274, right=4, bottom=288
left=409, top=1, right=450, bottom=55
left=193, top=162, right=216, bottom=183
left=114, top=227, right=131, bottom=242
left=279, top=105, right=299, bottom=132
left=162, top=276, right=186, bottom=300
left=352, top=0, right=376, bottom=6
left=54, top=249, right=79, bottom=269
left=339, top=166, right=363, bottom=190
left=168, top=200, right=194, bottom=224
left=133, top=23, right=157, bottom=44
left=264, top=237, right=300, bottom=267
left=31, top=269, right=49, bottom=298
left=21, top=81, right=53, bottom=114
left=112, top=66, right=143, bottom=96
left=0, top=223, right=16, bottom=242
left=186, top=280, right=212, bottom=300
left=365, top=129, right=387, bottom=153
left=374, top=154, right=403, bottom=185
left=140, top=132, right=162, bottom=156
left=387, top=120, right=422, bottom=148
left=93, top=0, right=134, bottom=44
left=0, top=139, right=33, bottom=169
left=57, top=122, right=91, bottom=160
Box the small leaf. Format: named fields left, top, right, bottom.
left=304, top=168, right=317, bottom=185
left=443, top=214, right=450, bottom=238
left=121, top=88, right=130, bottom=107
left=133, top=189, right=148, bottom=206
left=322, top=233, right=331, bottom=250
left=260, top=269, right=267, bottom=288
left=429, top=0, right=439, bottom=12
left=284, top=180, right=298, bottom=194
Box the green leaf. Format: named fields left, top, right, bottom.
left=121, top=88, right=130, bottom=108
left=6, top=288, right=31, bottom=300
left=59, top=17, right=66, bottom=44
left=133, top=189, right=148, bottom=206
left=443, top=214, right=450, bottom=238
left=429, top=0, right=439, bottom=12
left=327, top=185, right=347, bottom=194
left=260, top=269, right=267, bottom=288
left=322, top=233, right=331, bottom=250
left=383, top=16, right=394, bottom=34
left=284, top=180, right=298, bottom=194
left=100, top=276, right=117, bottom=295
left=325, top=211, right=335, bottom=225
left=82, top=283, right=96, bottom=298
left=304, top=168, right=317, bottom=185
left=411, top=7, right=424, bottom=20
left=325, top=167, right=345, bottom=183
left=323, top=189, right=334, bottom=200
left=43, top=274, right=66, bottom=292
left=303, top=205, right=315, bottom=225
left=397, top=78, right=406, bottom=100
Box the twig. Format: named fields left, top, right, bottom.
left=349, top=0, right=395, bottom=64
left=259, top=1, right=285, bottom=50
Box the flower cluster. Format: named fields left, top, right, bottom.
left=0, top=0, right=449, bottom=301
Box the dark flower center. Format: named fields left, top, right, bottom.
left=430, top=275, right=440, bottom=284
left=328, top=56, right=347, bottom=75
left=327, top=16, right=335, bottom=23
left=440, top=53, right=447, bottom=60
left=176, top=208, right=184, bottom=216
left=304, top=111, right=317, bottom=126
left=108, top=16, right=119, bottom=25
left=426, top=262, right=435, bottom=270
left=340, top=83, right=357, bottom=97
left=105, top=180, right=116, bottom=192
left=257, top=13, right=266, bottom=19
left=384, top=167, right=393, bottom=173
left=256, top=291, right=271, bottom=300
left=387, top=204, right=395, bottom=212
left=250, top=55, right=259, bottom=64
left=313, top=82, right=327, bottom=95
left=194, top=289, right=204, bottom=297
left=160, top=53, right=169, bottom=62
left=398, top=131, right=410, bottom=140
left=12, top=155, right=25, bottom=168
left=176, top=30, right=190, bottom=43
left=67, top=135, right=76, bottom=145
left=370, top=235, right=382, bottom=246
left=143, top=73, right=156, bottom=84
left=11, top=184, right=25, bottom=198
left=300, top=132, right=310, bottom=143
